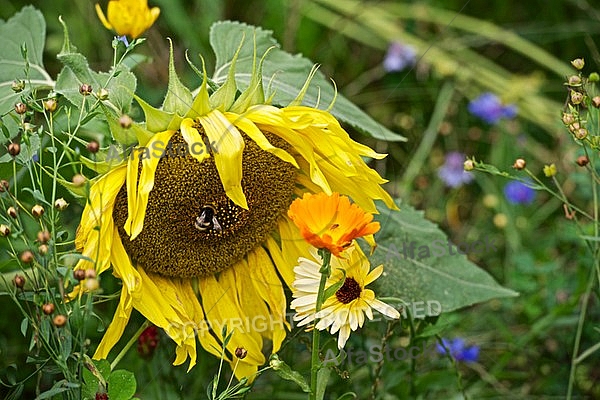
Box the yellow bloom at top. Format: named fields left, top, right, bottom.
left=95, top=0, right=160, bottom=39
left=287, top=192, right=380, bottom=257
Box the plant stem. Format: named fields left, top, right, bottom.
left=310, top=250, right=331, bottom=400
left=110, top=320, right=150, bottom=370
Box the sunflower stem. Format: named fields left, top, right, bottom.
left=110, top=320, right=150, bottom=370
left=310, top=249, right=332, bottom=400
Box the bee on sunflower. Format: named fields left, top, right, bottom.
left=71, top=39, right=397, bottom=379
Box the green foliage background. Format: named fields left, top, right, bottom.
left=1, top=0, right=599, bottom=399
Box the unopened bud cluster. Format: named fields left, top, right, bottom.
left=563, top=58, right=600, bottom=147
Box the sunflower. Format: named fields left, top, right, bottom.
left=72, top=44, right=396, bottom=379
left=291, top=245, right=400, bottom=349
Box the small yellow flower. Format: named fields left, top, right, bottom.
left=95, top=0, right=160, bottom=39
left=543, top=163, right=557, bottom=177
left=291, top=246, right=400, bottom=349
left=287, top=192, right=380, bottom=257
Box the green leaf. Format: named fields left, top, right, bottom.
left=209, top=21, right=405, bottom=142
left=269, top=354, right=310, bottom=392
left=315, top=367, right=331, bottom=400
left=372, top=202, right=518, bottom=313
left=322, top=269, right=346, bottom=300
left=162, top=38, right=193, bottom=115
left=0, top=6, right=54, bottom=115
left=107, top=370, right=137, bottom=400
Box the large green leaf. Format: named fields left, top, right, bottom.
left=0, top=6, right=54, bottom=114
left=372, top=202, right=518, bottom=313
left=209, top=21, right=405, bottom=142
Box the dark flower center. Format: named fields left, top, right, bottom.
left=112, top=128, right=297, bottom=277
left=335, top=277, right=362, bottom=304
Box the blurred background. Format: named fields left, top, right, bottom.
left=1, top=0, right=600, bottom=398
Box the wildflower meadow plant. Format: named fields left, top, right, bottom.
left=468, top=92, right=518, bottom=124
left=0, top=3, right=527, bottom=400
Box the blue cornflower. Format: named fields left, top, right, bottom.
left=437, top=338, right=479, bottom=363
left=468, top=93, right=517, bottom=124
left=438, top=151, right=474, bottom=188
left=383, top=42, right=416, bottom=73
left=117, top=35, right=130, bottom=47
left=504, top=180, right=536, bottom=205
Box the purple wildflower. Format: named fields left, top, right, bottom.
left=117, top=35, right=129, bottom=47
left=468, top=93, right=517, bottom=124
left=438, top=151, right=474, bottom=188
left=504, top=180, right=536, bottom=205
left=383, top=42, right=416, bottom=73
left=437, top=338, right=479, bottom=363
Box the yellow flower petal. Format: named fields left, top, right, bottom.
left=198, top=110, right=247, bottom=209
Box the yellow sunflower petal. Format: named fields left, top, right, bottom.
left=198, top=110, right=247, bottom=209
left=93, top=288, right=132, bottom=360
left=129, top=130, right=176, bottom=239
left=94, top=3, right=113, bottom=30
left=180, top=118, right=209, bottom=164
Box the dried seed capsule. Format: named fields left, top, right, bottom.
left=20, top=250, right=34, bottom=264
left=512, top=158, right=526, bottom=170
left=73, top=269, right=86, bottom=281
left=8, top=143, right=20, bottom=157
left=0, top=225, right=10, bottom=236
left=52, top=314, right=67, bottom=327
left=37, top=230, right=51, bottom=243
left=42, top=302, right=55, bottom=315
left=87, top=141, right=100, bottom=154
left=43, top=99, right=57, bottom=113
left=14, top=102, right=27, bottom=115
left=576, top=155, right=589, bottom=167
left=72, top=174, right=86, bottom=187
left=54, top=198, right=69, bottom=211
left=7, top=207, right=17, bottom=218
left=79, top=84, right=93, bottom=95
left=32, top=204, right=45, bottom=218
left=13, top=274, right=25, bottom=289
left=119, top=114, right=133, bottom=129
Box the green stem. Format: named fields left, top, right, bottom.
left=309, top=250, right=331, bottom=400
left=110, top=320, right=150, bottom=370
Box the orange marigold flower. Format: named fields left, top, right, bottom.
left=287, top=192, right=380, bottom=256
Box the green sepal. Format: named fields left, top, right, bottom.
left=79, top=154, right=123, bottom=174
left=162, top=38, right=193, bottom=115
left=184, top=56, right=211, bottom=119
left=209, top=36, right=244, bottom=111
left=100, top=104, right=152, bottom=146
left=230, top=36, right=271, bottom=113
left=134, top=94, right=174, bottom=133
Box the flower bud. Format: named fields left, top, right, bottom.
left=11, top=80, right=25, bottom=93
left=43, top=99, right=57, bottom=113
left=7, top=207, right=17, bottom=219
left=79, top=84, right=93, bottom=96
left=592, top=96, right=600, bottom=109
left=512, top=158, right=526, bottom=170
left=571, top=58, right=585, bottom=70
left=0, top=180, right=8, bottom=192
left=73, top=269, right=86, bottom=281
left=72, top=174, right=86, bottom=187
left=38, top=244, right=49, bottom=255
left=570, top=91, right=584, bottom=105
left=589, top=72, right=600, bottom=83
left=13, top=274, right=26, bottom=289
left=31, top=204, right=44, bottom=218
left=37, top=230, right=51, bottom=243
left=42, top=302, right=55, bottom=315
left=463, top=159, right=474, bottom=171
left=567, top=75, right=582, bottom=86
left=568, top=122, right=580, bottom=133
left=543, top=163, right=557, bottom=177
left=576, top=155, right=589, bottom=166
left=97, top=88, right=109, bottom=100
left=54, top=198, right=69, bottom=211
left=14, top=102, right=27, bottom=115
left=137, top=325, right=159, bottom=358
left=20, top=250, right=34, bottom=264
left=87, top=141, right=100, bottom=154
left=0, top=224, right=10, bottom=237
left=119, top=114, right=133, bottom=129
left=8, top=143, right=20, bottom=157
left=575, top=128, right=588, bottom=140
left=52, top=314, right=67, bottom=327
left=235, top=347, right=248, bottom=359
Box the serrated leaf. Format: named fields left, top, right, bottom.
left=210, top=21, right=405, bottom=142
left=107, top=370, right=137, bottom=400
left=371, top=202, right=518, bottom=313
left=0, top=6, right=54, bottom=115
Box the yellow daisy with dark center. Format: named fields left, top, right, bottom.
left=72, top=45, right=397, bottom=379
